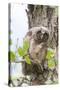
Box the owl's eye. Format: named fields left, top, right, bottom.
left=42, top=32, right=49, bottom=42
left=36, top=31, right=41, bottom=40
left=34, top=31, right=42, bottom=44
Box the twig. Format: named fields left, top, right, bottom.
left=14, top=60, right=25, bottom=63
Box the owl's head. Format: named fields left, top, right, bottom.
left=30, top=26, right=50, bottom=44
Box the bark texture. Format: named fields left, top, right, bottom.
left=22, top=4, right=58, bottom=85
left=26, top=5, right=58, bottom=48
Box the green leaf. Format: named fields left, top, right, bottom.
left=18, top=40, right=30, bottom=58
left=48, top=59, right=55, bottom=69
left=9, top=51, right=16, bottom=62
left=25, top=55, right=31, bottom=64
left=46, top=48, right=54, bottom=60
left=18, top=47, right=24, bottom=57
left=23, top=40, right=29, bottom=52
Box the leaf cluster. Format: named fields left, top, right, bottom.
left=46, top=48, right=56, bottom=69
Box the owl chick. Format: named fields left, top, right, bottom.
left=24, top=26, right=50, bottom=64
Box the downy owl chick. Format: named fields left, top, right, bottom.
left=24, top=26, right=50, bottom=64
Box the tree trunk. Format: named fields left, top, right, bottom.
left=22, top=4, right=58, bottom=85
left=26, top=4, right=58, bottom=48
